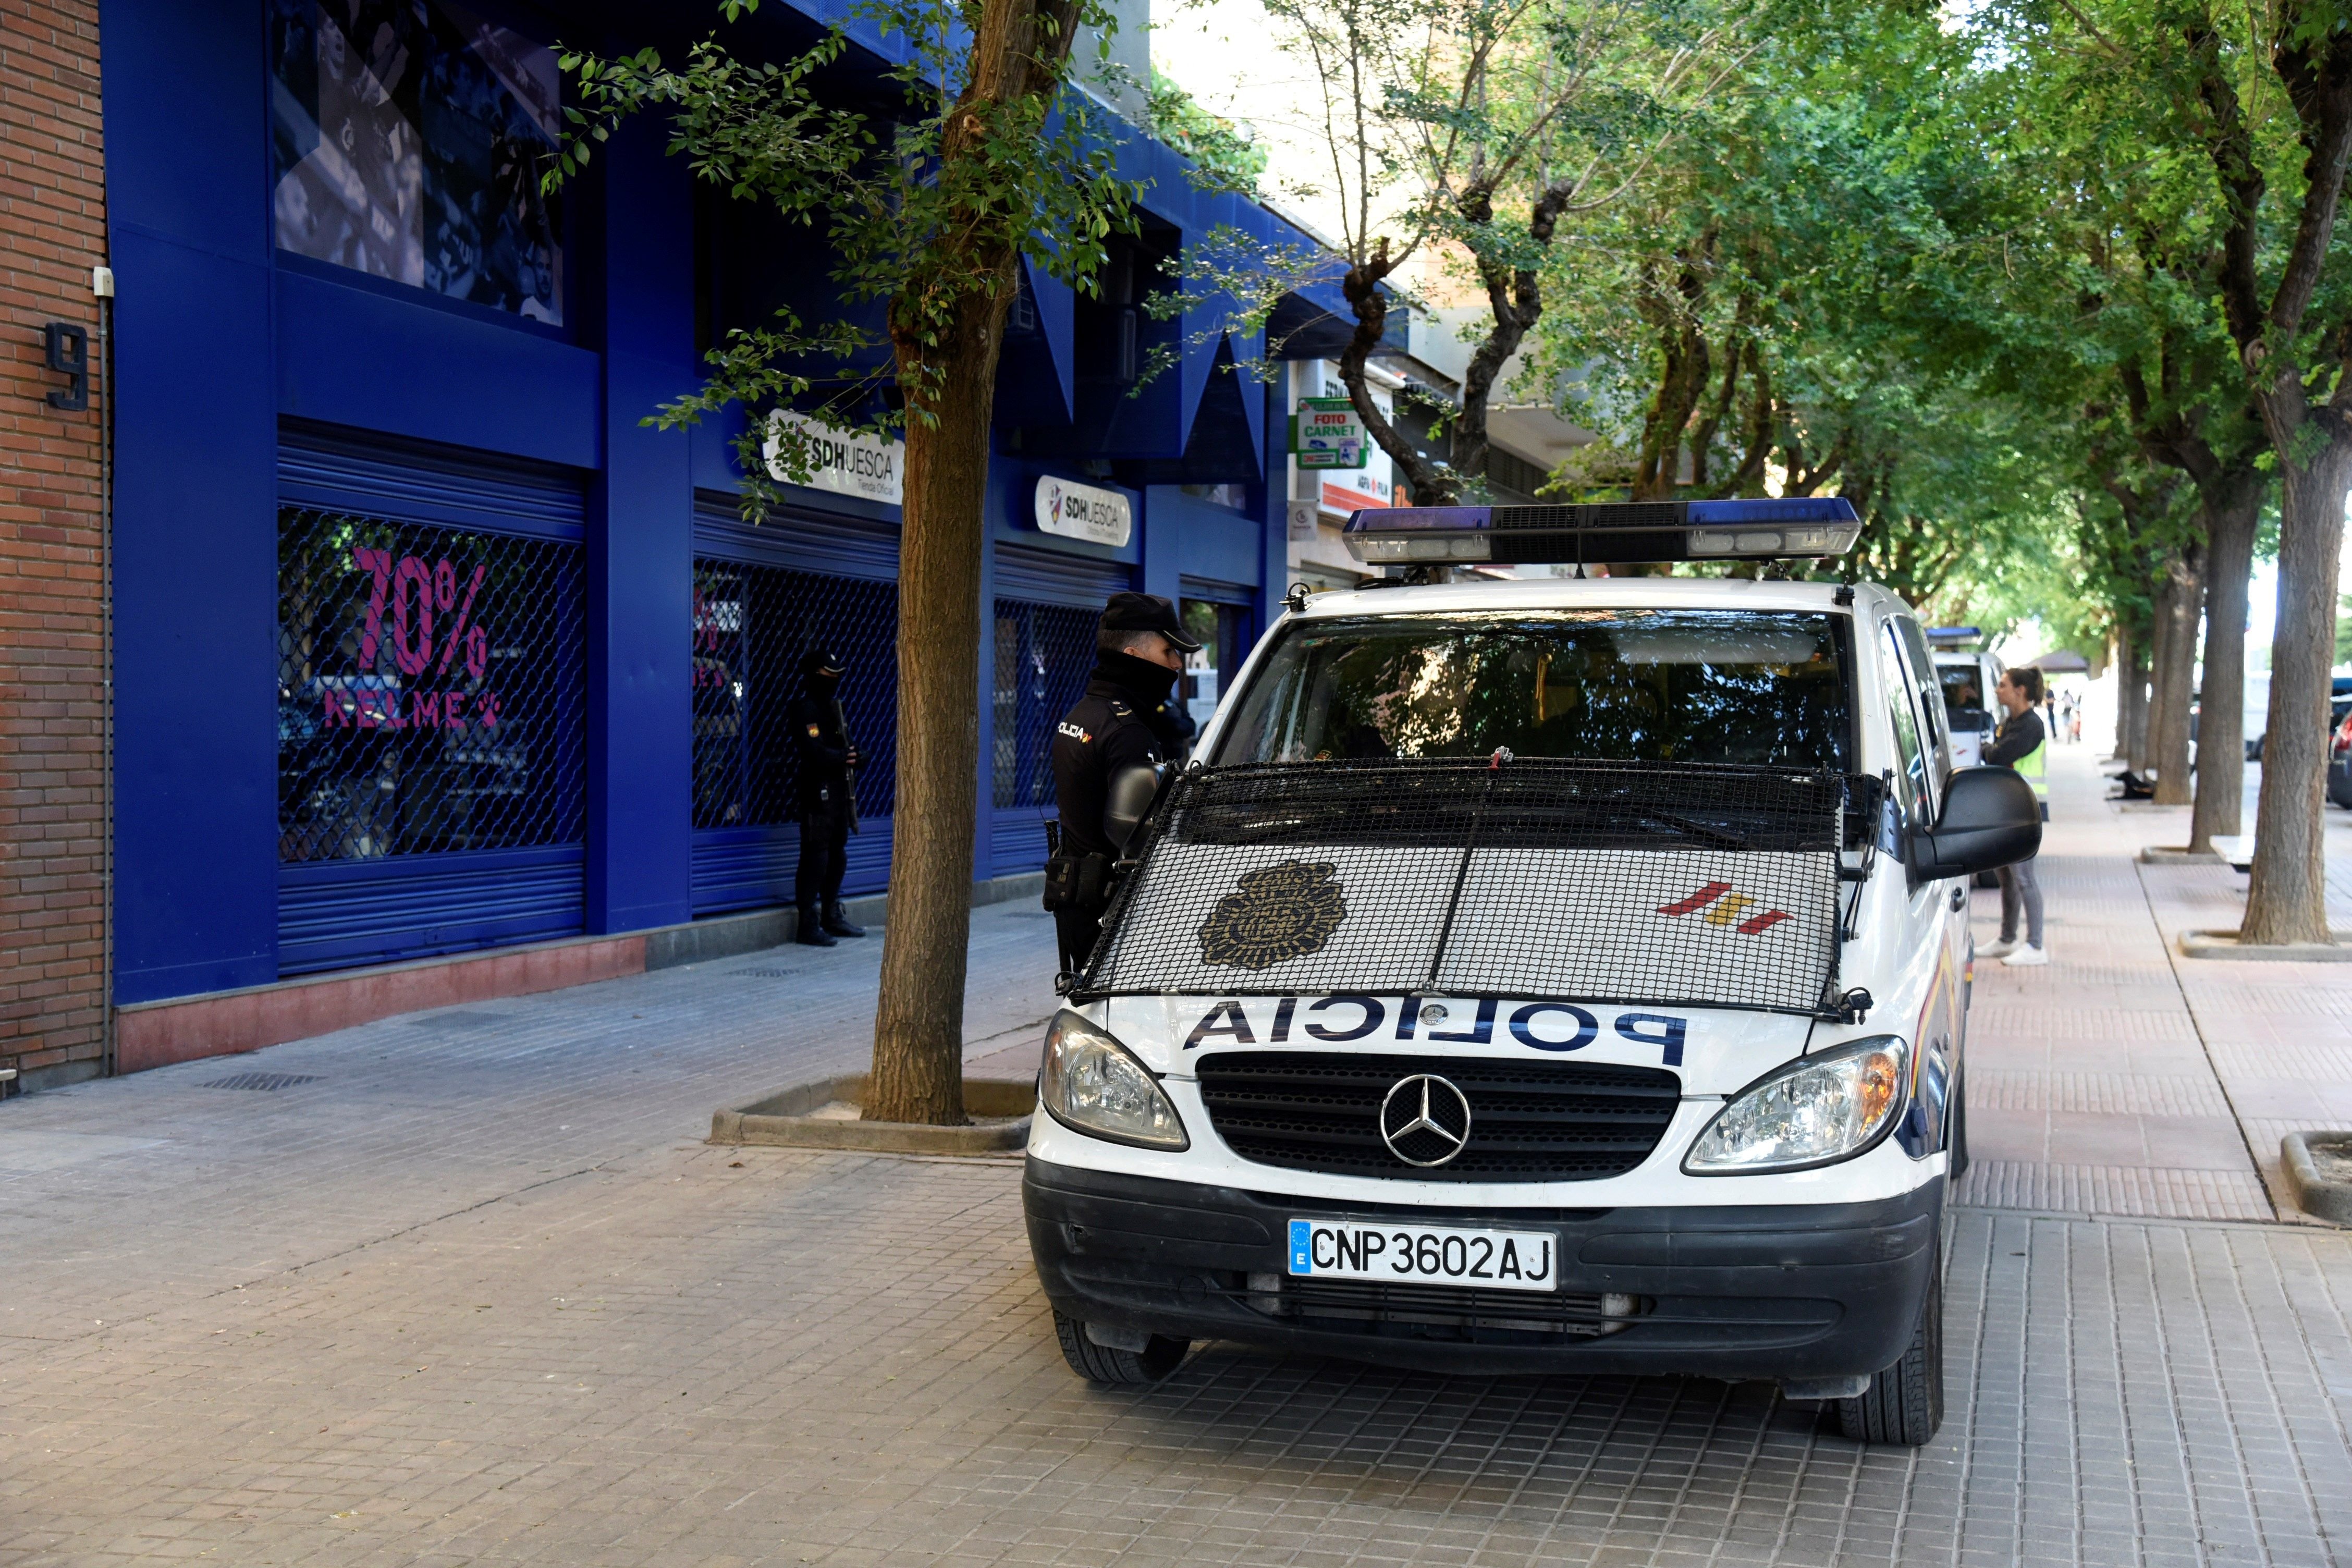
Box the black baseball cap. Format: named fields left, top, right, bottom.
left=1098, top=591, right=1202, bottom=652
left=800, top=648, right=846, bottom=678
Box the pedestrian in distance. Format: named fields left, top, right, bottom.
left=789, top=648, right=865, bottom=947
left=1980, top=665, right=2050, bottom=967
left=1044, top=592, right=1200, bottom=976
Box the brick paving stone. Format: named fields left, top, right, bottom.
left=6, top=750, right=2352, bottom=1565
left=1, top=1133, right=2348, bottom=1566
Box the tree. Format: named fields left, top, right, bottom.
left=1254, top=0, right=1740, bottom=503
left=554, top=0, right=1138, bottom=1121
left=1956, top=0, right=2273, bottom=836
left=1992, top=0, right=2352, bottom=940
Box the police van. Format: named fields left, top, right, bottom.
left=1022, top=499, right=2040, bottom=1446
left=1927, top=630, right=2002, bottom=769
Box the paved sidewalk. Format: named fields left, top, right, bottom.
left=1956, top=749, right=2274, bottom=1221
left=8, top=756, right=2352, bottom=1566
left=1, top=902, right=1063, bottom=1344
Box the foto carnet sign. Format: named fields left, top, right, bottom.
left=1292, top=397, right=1369, bottom=469
left=765, top=412, right=904, bottom=505
left=1035, top=476, right=1133, bottom=547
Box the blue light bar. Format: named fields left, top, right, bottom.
left=1340, top=498, right=1863, bottom=566
left=1926, top=626, right=1983, bottom=644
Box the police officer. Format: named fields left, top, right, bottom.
left=1046, top=593, right=1200, bottom=973
left=788, top=648, right=865, bottom=947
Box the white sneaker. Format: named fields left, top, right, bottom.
left=2002, top=944, right=2049, bottom=967
left=1978, top=937, right=2020, bottom=959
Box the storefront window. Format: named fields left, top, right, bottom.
left=993, top=601, right=1100, bottom=810
left=277, top=508, right=584, bottom=860
left=1180, top=599, right=1251, bottom=730
left=269, top=0, right=565, bottom=324
left=691, top=561, right=898, bottom=830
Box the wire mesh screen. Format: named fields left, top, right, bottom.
left=277, top=509, right=584, bottom=862
left=993, top=599, right=1101, bottom=810
left=692, top=559, right=899, bottom=829
left=1077, top=758, right=1851, bottom=1016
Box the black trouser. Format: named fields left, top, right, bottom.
left=1055, top=902, right=1108, bottom=974
left=794, top=806, right=851, bottom=912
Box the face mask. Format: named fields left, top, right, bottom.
left=1098, top=649, right=1179, bottom=705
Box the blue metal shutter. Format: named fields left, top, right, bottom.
left=993, top=542, right=1132, bottom=606
left=988, top=545, right=1133, bottom=870
left=689, top=497, right=902, bottom=916
left=276, top=427, right=589, bottom=976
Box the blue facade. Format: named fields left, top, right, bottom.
left=102, top=0, right=1337, bottom=1006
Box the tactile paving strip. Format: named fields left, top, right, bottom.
left=1969, top=1006, right=2202, bottom=1042
left=1956, top=1159, right=2273, bottom=1220
left=1969, top=1069, right=2234, bottom=1116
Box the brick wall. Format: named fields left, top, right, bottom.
left=0, top=0, right=107, bottom=1091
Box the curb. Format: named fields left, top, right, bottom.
left=711, top=1073, right=1034, bottom=1155
left=2281, top=1132, right=2352, bottom=1224
left=2137, top=847, right=2226, bottom=865
left=2178, top=929, right=2352, bottom=961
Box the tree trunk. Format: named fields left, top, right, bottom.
left=863, top=289, right=1013, bottom=1124
left=2188, top=477, right=2261, bottom=852
left=1338, top=250, right=1456, bottom=506
left=2242, top=436, right=2352, bottom=945
left=2145, top=574, right=2178, bottom=785
left=2112, top=625, right=2137, bottom=761
left=859, top=0, right=1078, bottom=1124
left=2152, top=552, right=2204, bottom=805
left=2131, top=610, right=2160, bottom=774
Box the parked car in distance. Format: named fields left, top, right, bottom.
left=1931, top=644, right=2002, bottom=768
left=2244, top=674, right=2352, bottom=762
left=2329, top=703, right=2352, bottom=807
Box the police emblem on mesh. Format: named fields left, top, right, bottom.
left=1198, top=860, right=1348, bottom=970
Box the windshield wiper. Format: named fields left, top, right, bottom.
left=1635, top=811, right=1748, bottom=850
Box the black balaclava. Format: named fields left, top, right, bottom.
left=1094, top=647, right=1179, bottom=708
left=800, top=648, right=844, bottom=701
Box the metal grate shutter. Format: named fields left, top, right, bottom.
left=274, top=430, right=588, bottom=975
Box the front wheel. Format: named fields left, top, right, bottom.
left=1053, top=1310, right=1190, bottom=1385
left=1838, top=1248, right=1944, bottom=1445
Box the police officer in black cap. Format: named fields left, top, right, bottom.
left=1046, top=592, right=1201, bottom=973
left=788, top=648, right=865, bottom=947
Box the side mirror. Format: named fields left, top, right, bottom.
left=1906, top=766, right=2040, bottom=879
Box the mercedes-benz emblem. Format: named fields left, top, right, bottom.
left=1379, top=1074, right=1473, bottom=1167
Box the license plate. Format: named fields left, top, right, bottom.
left=1287, top=1219, right=1558, bottom=1292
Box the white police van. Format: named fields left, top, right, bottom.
left=1927, top=630, right=2003, bottom=769
left=1023, top=499, right=2040, bottom=1446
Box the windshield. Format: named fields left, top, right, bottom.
left=1937, top=660, right=1987, bottom=716
left=1215, top=609, right=1851, bottom=771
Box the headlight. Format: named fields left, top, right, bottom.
left=1684, top=1036, right=1909, bottom=1174
left=1038, top=1010, right=1189, bottom=1150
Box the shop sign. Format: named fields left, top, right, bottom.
left=765, top=412, right=904, bottom=505
left=1291, top=397, right=1370, bottom=469
left=1321, top=468, right=1396, bottom=513
left=1034, top=475, right=1133, bottom=547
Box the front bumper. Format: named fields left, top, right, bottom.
left=1025, top=1158, right=1941, bottom=1379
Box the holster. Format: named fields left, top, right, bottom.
left=1043, top=852, right=1115, bottom=912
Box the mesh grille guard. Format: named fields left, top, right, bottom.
left=1075, top=758, right=1872, bottom=1020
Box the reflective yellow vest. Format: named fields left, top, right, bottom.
left=2013, top=734, right=2048, bottom=798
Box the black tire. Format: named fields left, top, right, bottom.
left=1839, top=1247, right=1944, bottom=1445
left=1053, top=1310, right=1190, bottom=1385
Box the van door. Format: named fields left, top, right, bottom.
left=1878, top=619, right=1964, bottom=1161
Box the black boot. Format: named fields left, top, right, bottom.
left=823, top=902, right=866, bottom=938
left=795, top=908, right=837, bottom=947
